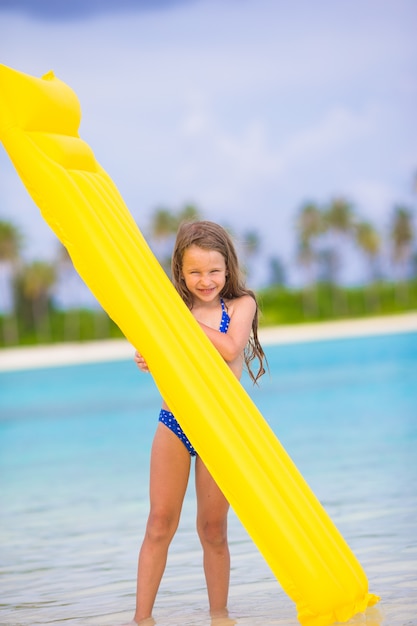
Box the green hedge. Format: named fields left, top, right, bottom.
left=258, top=281, right=417, bottom=326
left=0, top=280, right=416, bottom=348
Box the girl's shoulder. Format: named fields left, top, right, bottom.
left=224, top=293, right=256, bottom=317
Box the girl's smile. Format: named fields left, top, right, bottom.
left=181, top=245, right=227, bottom=304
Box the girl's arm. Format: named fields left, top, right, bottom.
left=197, top=294, right=256, bottom=364
left=134, top=295, right=256, bottom=372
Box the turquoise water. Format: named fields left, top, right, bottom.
left=1, top=332, right=416, bottom=626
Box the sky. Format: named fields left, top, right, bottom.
left=0, top=0, right=416, bottom=287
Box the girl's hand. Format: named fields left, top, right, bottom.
left=134, top=350, right=150, bottom=373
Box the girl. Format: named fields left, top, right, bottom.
left=127, top=221, right=266, bottom=625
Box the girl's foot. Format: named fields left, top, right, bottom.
left=210, top=609, right=237, bottom=625
left=120, top=619, right=156, bottom=626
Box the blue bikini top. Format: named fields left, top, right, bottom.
left=219, top=298, right=230, bottom=334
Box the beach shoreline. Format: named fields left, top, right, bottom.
left=1, top=311, right=416, bottom=372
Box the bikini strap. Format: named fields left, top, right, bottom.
left=219, top=298, right=230, bottom=334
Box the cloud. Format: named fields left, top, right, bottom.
left=1, top=0, right=416, bottom=286
left=0, top=0, right=197, bottom=21
left=180, top=112, right=283, bottom=182
left=285, top=108, right=371, bottom=160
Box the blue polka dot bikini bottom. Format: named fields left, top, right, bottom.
left=159, top=409, right=197, bottom=456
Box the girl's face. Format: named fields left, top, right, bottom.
left=181, top=244, right=227, bottom=304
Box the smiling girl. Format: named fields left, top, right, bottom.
left=127, top=221, right=266, bottom=624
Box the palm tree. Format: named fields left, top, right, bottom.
left=0, top=220, right=22, bottom=345
left=149, top=204, right=202, bottom=274
left=55, top=244, right=82, bottom=341
left=0, top=220, right=22, bottom=261
left=390, top=205, right=414, bottom=304
left=355, top=221, right=381, bottom=312
left=322, top=197, right=355, bottom=314
left=268, top=256, right=286, bottom=287
left=322, top=197, right=355, bottom=282
left=355, top=221, right=381, bottom=281
left=177, top=203, right=201, bottom=224
left=242, top=229, right=261, bottom=281
left=149, top=207, right=178, bottom=274
left=151, top=207, right=177, bottom=239
left=296, top=202, right=323, bottom=316
left=390, top=205, right=414, bottom=279
left=296, top=202, right=323, bottom=279
left=18, top=261, right=56, bottom=342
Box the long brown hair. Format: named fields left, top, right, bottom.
left=171, top=220, right=267, bottom=384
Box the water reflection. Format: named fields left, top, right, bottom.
left=211, top=617, right=237, bottom=626
left=345, top=607, right=384, bottom=625
left=119, top=606, right=382, bottom=626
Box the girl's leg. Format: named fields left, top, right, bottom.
left=133, top=423, right=191, bottom=623
left=195, top=456, right=230, bottom=616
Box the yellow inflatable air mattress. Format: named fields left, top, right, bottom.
left=0, top=64, right=379, bottom=626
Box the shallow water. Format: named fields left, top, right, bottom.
left=1, top=332, right=416, bottom=626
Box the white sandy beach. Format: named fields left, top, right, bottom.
left=0, top=312, right=416, bottom=372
